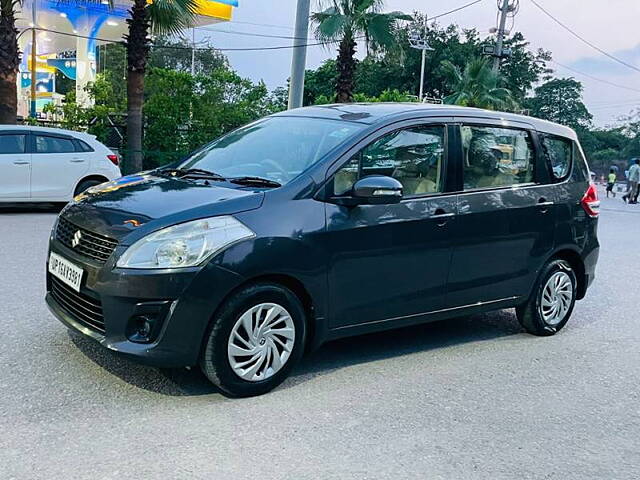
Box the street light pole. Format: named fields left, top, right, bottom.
left=288, top=0, right=311, bottom=109
left=409, top=16, right=432, bottom=102
left=191, top=28, right=196, bottom=76
left=30, top=0, right=37, bottom=118
left=419, top=48, right=426, bottom=100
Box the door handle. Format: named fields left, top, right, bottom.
left=431, top=210, right=455, bottom=226
left=537, top=198, right=554, bottom=213
left=13, top=160, right=29, bottom=165
left=70, top=158, right=85, bottom=163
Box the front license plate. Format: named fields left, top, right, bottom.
left=48, top=252, right=83, bottom=292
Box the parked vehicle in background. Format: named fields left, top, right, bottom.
left=45, top=104, right=599, bottom=397
left=0, top=126, right=121, bottom=202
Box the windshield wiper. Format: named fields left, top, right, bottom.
left=155, top=168, right=226, bottom=180
left=229, top=176, right=282, bottom=188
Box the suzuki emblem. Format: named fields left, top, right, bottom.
left=71, top=230, right=82, bottom=248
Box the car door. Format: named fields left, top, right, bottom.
left=0, top=131, right=31, bottom=199
left=323, top=121, right=457, bottom=330
left=30, top=133, right=89, bottom=199
left=446, top=120, right=556, bottom=307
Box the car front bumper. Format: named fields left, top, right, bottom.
left=46, top=237, right=244, bottom=368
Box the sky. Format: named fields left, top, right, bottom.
left=197, top=0, right=640, bottom=127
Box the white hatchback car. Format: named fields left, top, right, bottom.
left=0, top=125, right=121, bottom=202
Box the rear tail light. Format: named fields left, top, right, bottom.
left=581, top=182, right=600, bottom=217
left=107, top=154, right=119, bottom=166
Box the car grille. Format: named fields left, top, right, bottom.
left=50, top=276, right=106, bottom=334
left=56, top=217, right=118, bottom=264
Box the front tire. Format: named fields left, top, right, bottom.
left=74, top=179, right=103, bottom=196
left=200, top=283, right=306, bottom=397
left=516, top=259, right=577, bottom=336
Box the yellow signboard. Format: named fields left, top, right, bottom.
left=147, top=0, right=233, bottom=20
left=196, top=0, right=233, bottom=20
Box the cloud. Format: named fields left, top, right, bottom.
left=568, top=43, right=640, bottom=76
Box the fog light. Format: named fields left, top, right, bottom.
left=125, top=300, right=173, bottom=344
left=138, top=317, right=152, bottom=337
left=127, top=315, right=156, bottom=343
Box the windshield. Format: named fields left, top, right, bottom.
left=176, top=117, right=363, bottom=185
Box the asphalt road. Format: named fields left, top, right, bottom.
left=1, top=194, right=639, bottom=480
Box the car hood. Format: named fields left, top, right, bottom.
left=61, top=173, right=264, bottom=243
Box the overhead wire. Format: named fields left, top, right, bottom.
left=529, top=0, right=640, bottom=74
left=21, top=0, right=487, bottom=53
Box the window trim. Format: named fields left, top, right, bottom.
left=457, top=123, right=539, bottom=193
left=327, top=122, right=450, bottom=201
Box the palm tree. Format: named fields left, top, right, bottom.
left=311, top=0, right=410, bottom=103
left=125, top=0, right=196, bottom=172
left=0, top=0, right=21, bottom=124
left=442, top=58, right=517, bottom=111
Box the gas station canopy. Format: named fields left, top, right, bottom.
left=15, top=0, right=238, bottom=116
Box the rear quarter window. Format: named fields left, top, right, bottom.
left=73, top=139, right=94, bottom=152
left=541, top=134, right=572, bottom=181
left=571, top=142, right=590, bottom=182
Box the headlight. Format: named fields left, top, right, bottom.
left=116, top=216, right=255, bottom=269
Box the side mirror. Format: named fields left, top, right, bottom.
left=336, top=175, right=402, bottom=205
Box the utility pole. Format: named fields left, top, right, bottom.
left=287, top=0, right=310, bottom=109
left=30, top=0, right=37, bottom=118
left=493, top=0, right=511, bottom=72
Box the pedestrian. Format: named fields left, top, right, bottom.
left=606, top=168, right=617, bottom=198
left=623, top=159, right=640, bottom=204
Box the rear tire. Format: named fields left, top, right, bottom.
left=200, top=283, right=306, bottom=397
left=74, top=179, right=104, bottom=196
left=516, top=259, right=577, bottom=336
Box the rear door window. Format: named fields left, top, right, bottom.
left=541, top=135, right=572, bottom=181
left=35, top=135, right=76, bottom=154
left=0, top=134, right=27, bottom=154
left=461, top=125, right=534, bottom=190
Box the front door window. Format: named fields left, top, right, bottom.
left=333, top=125, right=446, bottom=197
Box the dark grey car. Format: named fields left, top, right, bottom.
left=46, top=104, right=599, bottom=397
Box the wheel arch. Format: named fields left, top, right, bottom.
left=199, top=273, right=321, bottom=360
left=548, top=248, right=587, bottom=300
left=74, top=175, right=110, bottom=196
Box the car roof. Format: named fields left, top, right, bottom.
left=0, top=124, right=97, bottom=140
left=273, top=103, right=578, bottom=141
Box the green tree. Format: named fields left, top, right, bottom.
left=303, top=22, right=551, bottom=106
left=442, top=57, right=517, bottom=110
left=142, top=68, right=195, bottom=165
left=125, top=0, right=197, bottom=173
left=494, top=32, right=552, bottom=102
left=149, top=35, right=227, bottom=74
left=304, top=59, right=339, bottom=105
left=0, top=0, right=20, bottom=123
left=526, top=78, right=592, bottom=130
left=142, top=66, right=283, bottom=168
left=311, top=0, right=411, bottom=102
